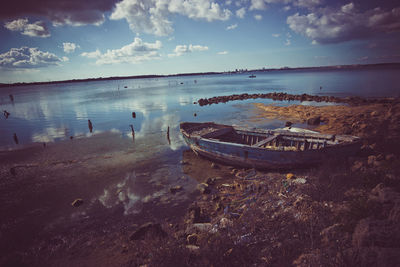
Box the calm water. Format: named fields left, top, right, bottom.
left=1, top=68, right=400, bottom=149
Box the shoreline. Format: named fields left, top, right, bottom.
left=1, top=62, right=399, bottom=88
left=1, top=94, right=400, bottom=266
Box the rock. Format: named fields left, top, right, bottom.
left=169, top=185, right=183, bottom=194
left=215, top=202, right=224, bottom=211
left=71, top=198, right=83, bottom=207
left=351, top=160, right=364, bottom=172
left=385, top=154, right=396, bottom=162
left=197, top=183, right=211, bottom=194
left=130, top=222, right=167, bottom=240
left=320, top=223, right=347, bottom=246
left=307, top=116, right=321, bottom=125
left=347, top=247, right=400, bottom=267
left=219, top=217, right=233, bottom=229
left=210, top=163, right=219, bottom=169
left=285, top=121, right=293, bottom=127
left=292, top=178, right=307, bottom=184
left=188, top=205, right=202, bottom=223
left=370, top=183, right=399, bottom=204
left=389, top=202, right=400, bottom=221
left=206, top=177, right=217, bottom=185
left=186, top=245, right=200, bottom=251
left=352, top=218, right=400, bottom=248
left=192, top=223, right=213, bottom=232
left=367, top=155, right=382, bottom=167
left=186, top=233, right=198, bottom=245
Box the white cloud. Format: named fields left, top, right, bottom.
left=226, top=23, right=238, bottom=30
left=287, top=3, right=400, bottom=44
left=249, top=0, right=267, bottom=11
left=249, top=0, right=293, bottom=11
left=225, top=0, right=232, bottom=5
left=254, top=14, right=262, bottom=20
left=81, top=49, right=102, bottom=59
left=0, top=47, right=64, bottom=68
left=272, top=33, right=280, bottom=37
left=63, top=42, right=80, bottom=53
left=4, top=18, right=50, bottom=37
left=294, top=0, right=322, bottom=9
left=248, top=0, right=320, bottom=11
left=168, top=44, right=209, bottom=57
left=81, top=37, right=162, bottom=64
left=236, top=7, right=246, bottom=18
left=110, top=0, right=232, bottom=36
left=285, top=32, right=292, bottom=45
left=217, top=51, right=228, bottom=55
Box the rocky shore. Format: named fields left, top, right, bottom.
left=125, top=94, right=400, bottom=266
left=2, top=94, right=400, bottom=266
left=197, top=92, right=398, bottom=106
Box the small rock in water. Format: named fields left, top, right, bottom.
left=285, top=121, right=293, bottom=127
left=170, top=185, right=183, bottom=194
left=197, top=183, right=211, bottom=194
left=71, top=198, right=84, bottom=207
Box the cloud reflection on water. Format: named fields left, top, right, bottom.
left=98, top=168, right=194, bottom=216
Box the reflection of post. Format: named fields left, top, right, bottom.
left=88, top=119, right=93, bottom=133
left=167, top=126, right=170, bottom=145
left=13, top=133, right=19, bottom=144
left=3, top=110, right=10, bottom=119
left=9, top=94, right=14, bottom=102
left=130, top=124, right=135, bottom=142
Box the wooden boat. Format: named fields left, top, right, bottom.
left=180, top=122, right=361, bottom=169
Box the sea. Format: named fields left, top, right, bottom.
left=1, top=67, right=400, bottom=149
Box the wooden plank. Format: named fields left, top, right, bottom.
left=201, top=127, right=233, bottom=138
left=252, top=135, right=278, bottom=147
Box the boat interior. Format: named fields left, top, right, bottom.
left=181, top=122, right=352, bottom=151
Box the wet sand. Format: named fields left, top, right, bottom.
left=0, top=132, right=200, bottom=266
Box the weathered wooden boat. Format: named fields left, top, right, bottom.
left=180, top=122, right=361, bottom=169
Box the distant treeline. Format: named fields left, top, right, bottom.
left=1, top=62, right=399, bottom=88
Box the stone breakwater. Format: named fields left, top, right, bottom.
left=197, top=92, right=398, bottom=106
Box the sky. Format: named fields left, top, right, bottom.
left=0, top=0, right=399, bottom=83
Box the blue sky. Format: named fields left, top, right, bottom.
left=0, top=0, right=399, bottom=83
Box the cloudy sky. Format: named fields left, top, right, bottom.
left=1, top=0, right=399, bottom=83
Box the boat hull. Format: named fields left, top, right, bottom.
left=181, top=122, right=361, bottom=169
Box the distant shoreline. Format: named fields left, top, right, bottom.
left=1, top=62, right=399, bottom=88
